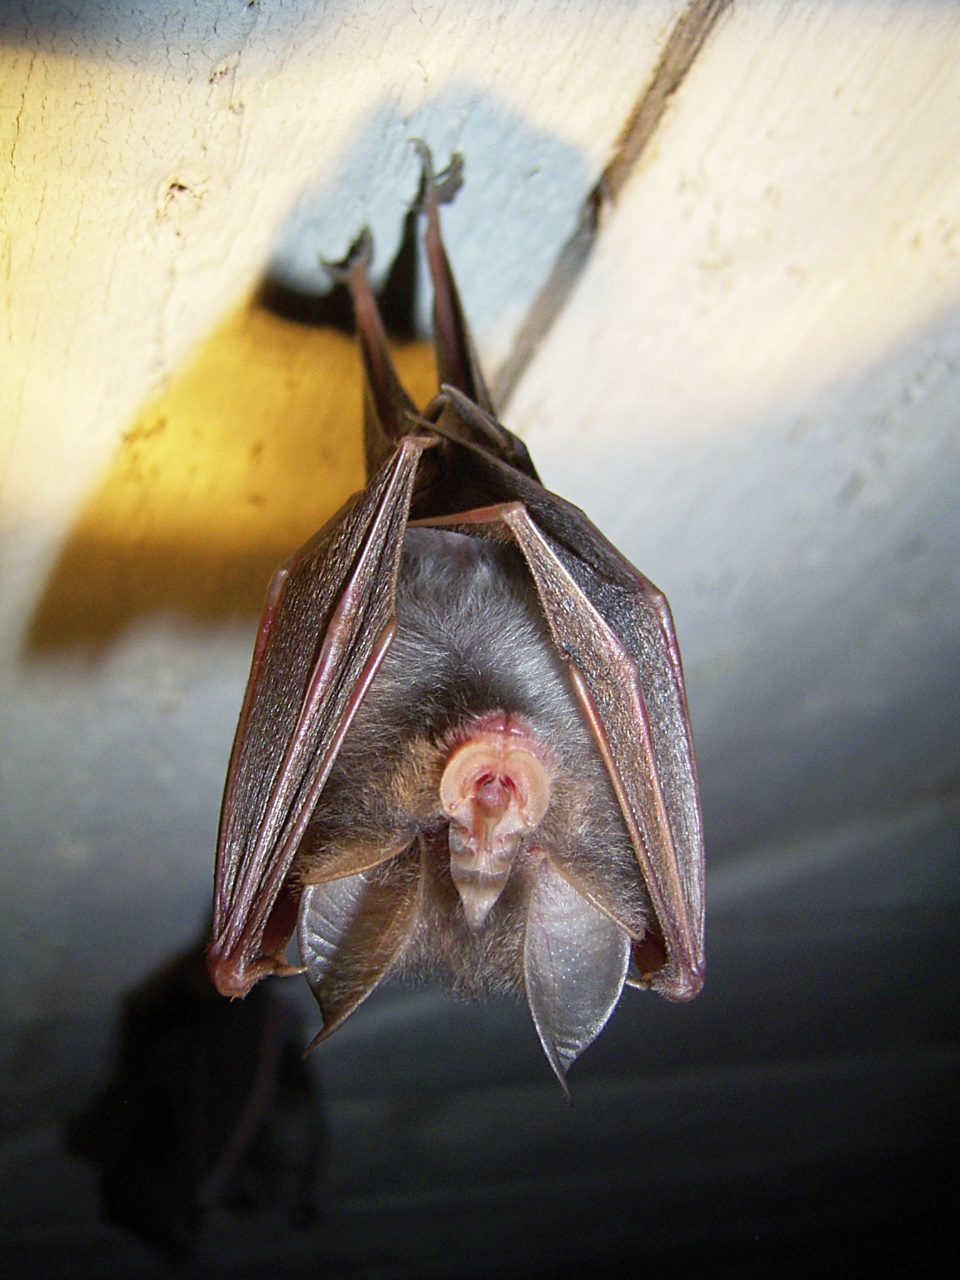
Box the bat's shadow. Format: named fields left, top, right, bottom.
left=67, top=935, right=326, bottom=1264
left=25, top=93, right=586, bottom=656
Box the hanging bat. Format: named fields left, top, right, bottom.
left=208, top=143, right=704, bottom=1085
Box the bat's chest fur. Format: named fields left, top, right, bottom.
left=295, top=528, right=650, bottom=1001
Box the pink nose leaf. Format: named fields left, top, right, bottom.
left=439, top=714, right=553, bottom=929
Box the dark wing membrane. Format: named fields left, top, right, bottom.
left=412, top=433, right=704, bottom=1001
left=209, top=435, right=433, bottom=997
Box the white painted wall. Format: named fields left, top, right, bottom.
left=513, top=0, right=960, bottom=858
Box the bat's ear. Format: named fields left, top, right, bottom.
left=412, top=140, right=496, bottom=418
left=523, top=860, right=630, bottom=1087
left=298, top=856, right=424, bottom=1046
left=323, top=229, right=416, bottom=478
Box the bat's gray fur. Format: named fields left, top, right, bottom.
left=297, top=528, right=650, bottom=1000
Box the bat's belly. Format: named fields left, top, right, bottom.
left=294, top=528, right=652, bottom=1036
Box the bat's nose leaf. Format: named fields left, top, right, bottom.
left=450, top=865, right=511, bottom=930
left=523, top=860, right=630, bottom=1084
left=441, top=713, right=553, bottom=929
left=298, top=851, right=422, bottom=1045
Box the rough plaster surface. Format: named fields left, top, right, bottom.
left=515, top=0, right=960, bottom=853
left=0, top=0, right=680, bottom=528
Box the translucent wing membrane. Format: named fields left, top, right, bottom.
left=524, top=859, right=631, bottom=1088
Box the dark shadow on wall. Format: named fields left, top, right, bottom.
left=25, top=256, right=434, bottom=655
left=0, top=0, right=319, bottom=60
left=67, top=938, right=327, bottom=1266
left=27, top=300, right=372, bottom=652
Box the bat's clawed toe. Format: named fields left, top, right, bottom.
left=319, top=225, right=374, bottom=287
left=412, top=139, right=464, bottom=211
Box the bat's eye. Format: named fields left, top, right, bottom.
left=439, top=713, right=553, bottom=929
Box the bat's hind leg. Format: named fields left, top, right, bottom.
left=323, top=229, right=415, bottom=476
left=412, top=140, right=494, bottom=415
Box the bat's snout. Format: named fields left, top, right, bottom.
left=439, top=712, right=553, bottom=929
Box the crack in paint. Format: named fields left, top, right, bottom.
left=491, top=0, right=733, bottom=409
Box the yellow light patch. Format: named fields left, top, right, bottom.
left=29, top=299, right=436, bottom=651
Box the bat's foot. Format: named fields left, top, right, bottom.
left=411, top=139, right=464, bottom=211
left=320, top=226, right=374, bottom=287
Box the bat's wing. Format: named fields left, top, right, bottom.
left=209, top=434, right=434, bottom=998
left=413, top=413, right=705, bottom=1003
